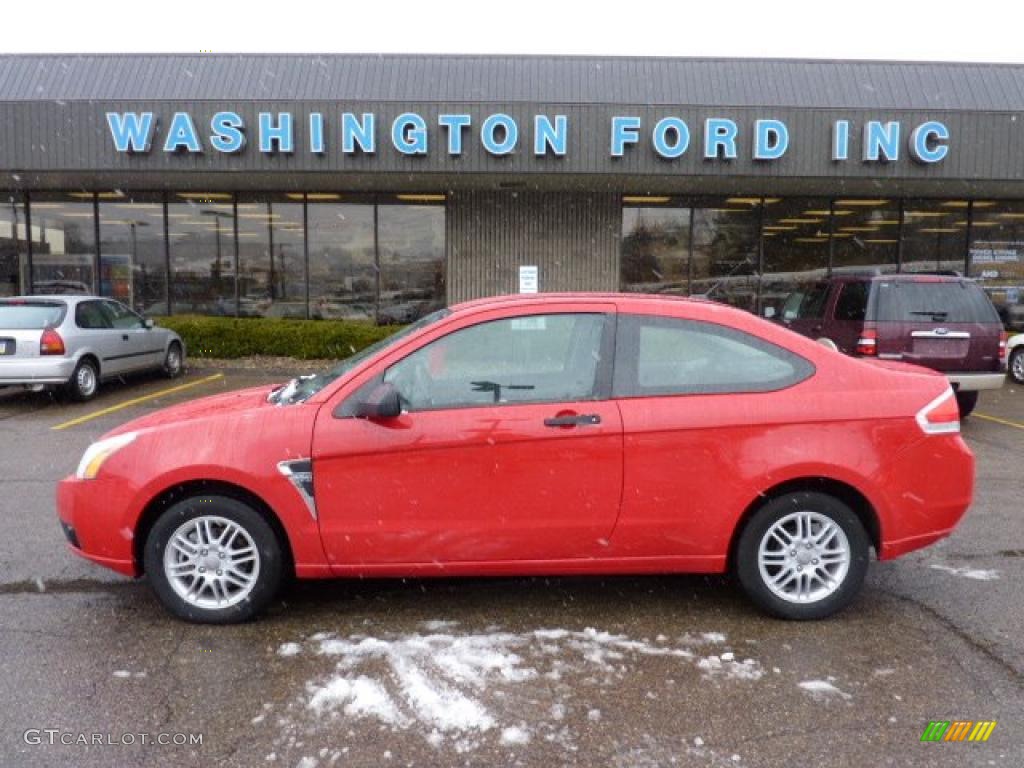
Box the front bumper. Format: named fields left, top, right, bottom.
left=0, top=357, right=76, bottom=386
left=56, top=475, right=138, bottom=577
left=947, top=372, right=1005, bottom=391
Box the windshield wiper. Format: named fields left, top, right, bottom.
left=909, top=310, right=948, bottom=318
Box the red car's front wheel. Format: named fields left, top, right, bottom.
left=143, top=495, right=283, bottom=624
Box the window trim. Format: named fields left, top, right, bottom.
left=612, top=313, right=815, bottom=399
left=338, top=311, right=617, bottom=416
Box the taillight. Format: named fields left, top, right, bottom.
left=999, top=331, right=1010, bottom=369
left=856, top=328, right=877, bottom=356
left=915, top=388, right=960, bottom=435
left=39, top=328, right=65, bottom=355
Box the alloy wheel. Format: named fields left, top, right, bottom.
left=757, top=510, right=851, bottom=604
left=162, top=515, right=261, bottom=609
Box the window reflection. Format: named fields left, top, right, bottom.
left=98, top=195, right=166, bottom=314
left=0, top=195, right=27, bottom=296
left=236, top=197, right=306, bottom=318
left=168, top=194, right=236, bottom=315
left=691, top=199, right=761, bottom=312
left=621, top=206, right=689, bottom=295
left=29, top=192, right=97, bottom=295
left=900, top=199, right=967, bottom=274
left=969, top=201, right=1024, bottom=331
left=307, top=200, right=376, bottom=321
left=378, top=203, right=445, bottom=323
left=830, top=199, right=899, bottom=274
left=761, top=198, right=831, bottom=319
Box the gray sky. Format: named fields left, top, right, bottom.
left=8, top=0, right=1024, bottom=63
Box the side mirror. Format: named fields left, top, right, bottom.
left=353, top=381, right=402, bottom=420
left=144, top=317, right=154, bottom=329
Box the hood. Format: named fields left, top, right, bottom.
left=106, top=383, right=283, bottom=437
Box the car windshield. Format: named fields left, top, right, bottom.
left=269, top=308, right=451, bottom=405
left=0, top=300, right=66, bottom=329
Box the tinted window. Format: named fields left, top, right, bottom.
left=788, top=283, right=829, bottom=321
left=101, top=300, right=143, bottom=329
left=384, top=313, right=608, bottom=411
left=871, top=281, right=1001, bottom=323
left=614, top=315, right=814, bottom=397
left=834, top=282, right=869, bottom=322
left=75, top=301, right=112, bottom=330
left=0, top=300, right=66, bottom=329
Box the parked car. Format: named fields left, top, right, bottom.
left=0, top=296, right=185, bottom=401
left=779, top=274, right=1007, bottom=416
left=1007, top=333, right=1024, bottom=384
left=58, top=293, right=973, bottom=624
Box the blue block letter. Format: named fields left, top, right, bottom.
left=106, top=112, right=154, bottom=153
left=439, top=114, right=471, bottom=155
left=163, top=112, right=202, bottom=153
left=863, top=121, right=900, bottom=162
left=259, top=113, right=294, bottom=153
left=753, top=119, right=788, bottom=160
left=909, top=121, right=949, bottom=164
left=210, top=112, right=246, bottom=153
left=342, top=113, right=376, bottom=154
left=611, top=116, right=641, bottom=157
left=652, top=117, right=690, bottom=159
left=534, top=115, right=567, bottom=156
left=482, top=114, right=518, bottom=155
left=392, top=113, right=428, bottom=155
left=704, top=118, right=738, bottom=160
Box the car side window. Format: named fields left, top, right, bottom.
left=382, top=313, right=610, bottom=411
left=101, top=300, right=144, bottom=330
left=613, top=315, right=814, bottom=397
left=834, top=282, right=869, bottom=322
left=795, top=283, right=829, bottom=320
left=75, top=301, right=112, bottom=330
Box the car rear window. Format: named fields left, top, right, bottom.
left=0, top=300, right=67, bottom=329
left=870, top=281, right=1001, bottom=324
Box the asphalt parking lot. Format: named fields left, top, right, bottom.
left=0, top=367, right=1022, bottom=768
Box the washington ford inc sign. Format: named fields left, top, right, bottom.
left=105, top=111, right=951, bottom=165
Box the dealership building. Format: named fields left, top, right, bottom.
left=0, top=54, right=1022, bottom=325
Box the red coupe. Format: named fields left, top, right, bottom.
left=57, top=294, right=974, bottom=623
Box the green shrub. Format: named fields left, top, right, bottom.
left=158, top=315, right=402, bottom=360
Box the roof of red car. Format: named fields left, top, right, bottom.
left=450, top=292, right=718, bottom=313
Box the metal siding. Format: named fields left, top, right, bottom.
left=447, top=190, right=619, bottom=303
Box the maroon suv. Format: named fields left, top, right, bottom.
left=779, top=274, right=1008, bottom=416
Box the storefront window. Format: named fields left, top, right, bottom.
left=691, top=198, right=762, bottom=312
left=236, top=196, right=307, bottom=318
left=761, top=197, right=831, bottom=320
left=620, top=205, right=689, bottom=295
left=900, top=199, right=967, bottom=274
left=168, top=193, right=236, bottom=315
left=969, top=201, right=1024, bottom=331
left=98, top=194, right=166, bottom=314
left=29, top=192, right=97, bottom=294
left=378, top=201, right=446, bottom=323
left=830, top=199, right=899, bottom=274
left=307, top=198, right=376, bottom=322
left=0, top=194, right=27, bottom=296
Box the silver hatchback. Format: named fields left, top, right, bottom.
left=0, top=296, right=185, bottom=401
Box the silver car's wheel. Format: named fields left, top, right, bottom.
left=164, top=342, right=183, bottom=378
left=163, top=515, right=261, bottom=610
left=757, top=511, right=851, bottom=604
left=67, top=359, right=99, bottom=401
left=1011, top=348, right=1024, bottom=384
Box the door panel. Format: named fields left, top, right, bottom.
left=312, top=401, right=623, bottom=565
left=312, top=307, right=622, bottom=568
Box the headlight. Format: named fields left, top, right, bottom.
left=75, top=432, right=137, bottom=480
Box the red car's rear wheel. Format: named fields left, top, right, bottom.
left=736, top=491, right=870, bottom=620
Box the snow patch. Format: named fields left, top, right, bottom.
left=112, top=670, right=131, bottom=678
left=798, top=679, right=852, bottom=700
left=277, top=642, right=302, bottom=657
left=929, top=564, right=999, bottom=581
left=499, top=726, right=531, bottom=746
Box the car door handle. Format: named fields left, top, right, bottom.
left=122, top=334, right=130, bottom=341
left=544, top=413, right=601, bottom=427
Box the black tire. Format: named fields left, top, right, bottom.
left=143, top=495, right=283, bottom=624
left=163, top=341, right=184, bottom=379
left=1009, top=347, right=1024, bottom=385
left=735, top=491, right=870, bottom=620
left=955, top=390, right=978, bottom=419
left=66, top=358, right=99, bottom=402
